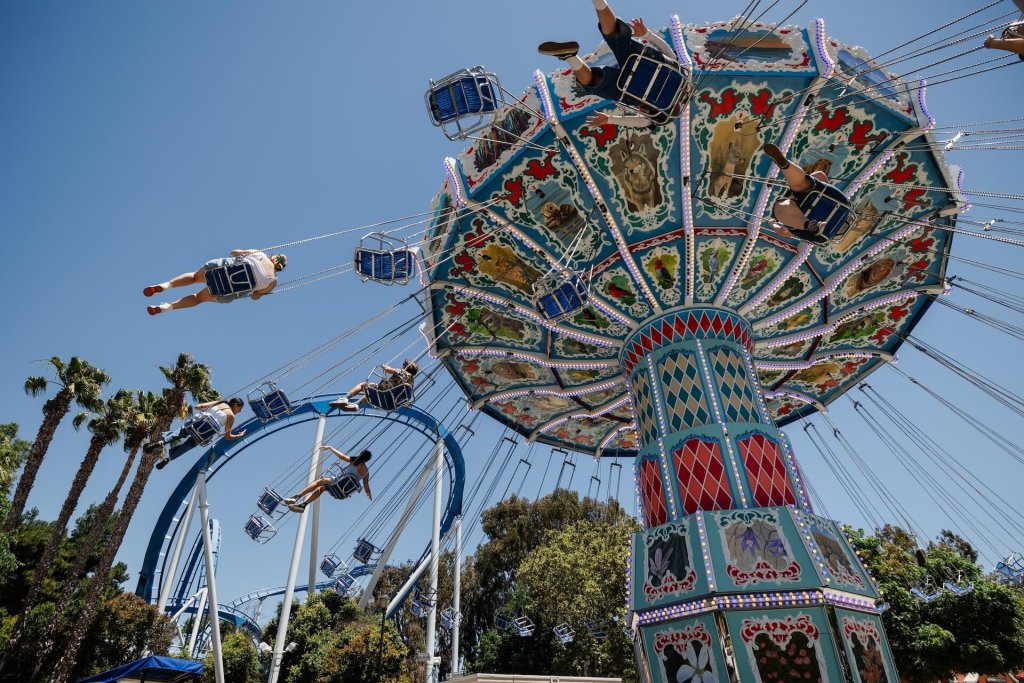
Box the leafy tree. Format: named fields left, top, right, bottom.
left=5, top=356, right=109, bottom=531
left=0, top=424, right=31, bottom=584
left=204, top=630, right=260, bottom=683
left=849, top=525, right=1024, bottom=681
left=51, top=354, right=216, bottom=683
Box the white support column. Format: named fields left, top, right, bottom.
left=307, top=441, right=324, bottom=597
left=196, top=471, right=224, bottom=683
left=450, top=515, right=463, bottom=678
left=185, top=586, right=207, bottom=658
left=268, top=414, right=327, bottom=683
left=157, top=485, right=199, bottom=612
left=423, top=438, right=444, bottom=683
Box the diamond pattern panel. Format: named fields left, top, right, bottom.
left=632, top=370, right=660, bottom=447
left=640, top=458, right=668, bottom=527
left=660, top=352, right=711, bottom=431
left=739, top=433, right=796, bottom=507
left=708, top=346, right=760, bottom=423
left=673, top=438, right=733, bottom=515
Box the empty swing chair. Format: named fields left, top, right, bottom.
left=410, top=588, right=438, bottom=618
left=586, top=620, right=610, bottom=640
left=943, top=571, right=974, bottom=596
left=910, top=577, right=943, bottom=603
left=248, top=382, right=293, bottom=422
left=355, top=233, right=418, bottom=285
left=441, top=607, right=461, bottom=630
left=996, top=552, right=1024, bottom=579
left=204, top=257, right=258, bottom=300
left=553, top=621, right=575, bottom=644
left=334, top=571, right=360, bottom=599
left=616, top=52, right=692, bottom=122
left=320, top=554, right=348, bottom=579
left=425, top=66, right=504, bottom=141
left=512, top=615, right=536, bottom=637
left=243, top=514, right=277, bottom=544
left=494, top=611, right=512, bottom=631
left=353, top=538, right=381, bottom=565
left=534, top=271, right=590, bottom=321
left=256, top=486, right=286, bottom=516
left=363, top=365, right=415, bottom=412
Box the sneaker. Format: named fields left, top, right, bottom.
left=763, top=143, right=789, bottom=169
left=538, top=41, right=580, bottom=59
left=283, top=497, right=296, bottom=505
left=287, top=502, right=306, bottom=513
left=143, top=285, right=164, bottom=297
left=155, top=457, right=170, bottom=470
left=147, top=305, right=164, bottom=316
left=339, top=401, right=359, bottom=413
left=328, top=396, right=351, bottom=410
left=143, top=441, right=163, bottom=454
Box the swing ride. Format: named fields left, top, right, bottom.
left=124, top=4, right=1024, bottom=683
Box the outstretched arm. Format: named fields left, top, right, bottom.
left=223, top=414, right=246, bottom=440
left=587, top=112, right=656, bottom=130
left=382, top=365, right=400, bottom=376
left=194, top=400, right=221, bottom=410
left=631, top=18, right=676, bottom=59
left=230, top=248, right=260, bottom=257
left=362, top=474, right=372, bottom=501
left=319, top=444, right=353, bottom=462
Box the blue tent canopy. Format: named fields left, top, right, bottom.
left=77, top=656, right=203, bottom=683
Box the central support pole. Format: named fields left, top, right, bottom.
left=450, top=515, right=463, bottom=678
left=196, top=471, right=224, bottom=683
left=423, top=437, right=444, bottom=683
left=268, top=414, right=326, bottom=683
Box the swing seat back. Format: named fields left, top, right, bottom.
left=796, top=181, right=854, bottom=241
left=257, top=486, right=284, bottom=516
left=320, top=554, right=346, bottom=578
left=587, top=620, right=610, bottom=639
left=243, top=514, right=277, bottom=543
left=365, top=381, right=414, bottom=412
left=187, top=413, right=221, bottom=446
left=425, top=66, right=503, bottom=141
left=536, top=273, right=588, bottom=320
left=554, top=623, right=575, bottom=643
left=494, top=612, right=511, bottom=630
left=440, top=607, right=460, bottom=630
left=205, top=260, right=257, bottom=298
left=355, top=248, right=416, bottom=284
left=325, top=473, right=362, bottom=500
left=249, top=383, right=292, bottom=422
left=616, top=53, right=691, bottom=119
left=512, top=615, right=535, bottom=637
left=353, top=538, right=378, bottom=564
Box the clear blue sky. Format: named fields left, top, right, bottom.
left=1, top=0, right=1022, bottom=616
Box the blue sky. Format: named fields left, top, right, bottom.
left=1, top=0, right=1022, bottom=617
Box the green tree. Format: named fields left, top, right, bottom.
left=5, top=357, right=109, bottom=532
left=0, top=424, right=31, bottom=583
left=50, top=354, right=216, bottom=683
left=849, top=525, right=1024, bottom=682
left=204, top=631, right=260, bottom=683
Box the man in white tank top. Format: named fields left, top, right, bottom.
left=144, top=249, right=287, bottom=315
left=144, top=398, right=247, bottom=469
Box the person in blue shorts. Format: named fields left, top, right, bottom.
left=284, top=446, right=373, bottom=512
left=144, top=249, right=287, bottom=315
left=763, top=143, right=854, bottom=246
left=538, top=0, right=682, bottom=129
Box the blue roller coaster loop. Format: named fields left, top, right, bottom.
left=135, top=396, right=465, bottom=615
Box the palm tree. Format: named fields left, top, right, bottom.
left=4, top=356, right=109, bottom=532
left=29, top=391, right=163, bottom=680
left=0, top=390, right=135, bottom=674
left=49, top=354, right=216, bottom=683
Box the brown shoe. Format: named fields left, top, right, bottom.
left=538, top=41, right=580, bottom=59
left=763, top=143, right=789, bottom=169
left=143, top=285, right=164, bottom=297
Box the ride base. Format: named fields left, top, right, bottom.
left=624, top=308, right=898, bottom=683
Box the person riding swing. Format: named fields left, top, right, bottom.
left=284, top=446, right=372, bottom=512
left=762, top=143, right=854, bottom=246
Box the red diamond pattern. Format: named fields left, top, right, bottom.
left=640, top=459, right=668, bottom=527
left=662, top=319, right=674, bottom=341
left=673, top=438, right=733, bottom=515
left=651, top=327, right=663, bottom=346
left=641, top=333, right=653, bottom=352
left=739, top=434, right=796, bottom=507
left=699, top=312, right=711, bottom=333
left=622, top=311, right=754, bottom=375
left=710, top=313, right=723, bottom=334
left=674, top=315, right=688, bottom=337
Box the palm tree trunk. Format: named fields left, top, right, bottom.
left=48, top=446, right=161, bottom=683
left=48, top=387, right=186, bottom=683
left=1, top=431, right=112, bottom=673
left=3, top=391, right=71, bottom=532
left=29, top=432, right=145, bottom=682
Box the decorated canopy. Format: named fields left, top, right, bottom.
left=420, top=17, right=962, bottom=457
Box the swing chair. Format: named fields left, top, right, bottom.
left=353, top=538, right=381, bottom=565
left=615, top=52, right=692, bottom=122
left=943, top=571, right=974, bottom=596
left=256, top=486, right=286, bottom=516
left=910, top=577, right=943, bottom=603
left=248, top=382, right=293, bottom=422
left=243, top=514, right=277, bottom=544
left=996, top=552, right=1024, bottom=578
left=185, top=411, right=221, bottom=447
left=354, top=233, right=418, bottom=285
left=363, top=365, right=415, bottom=412
left=322, top=460, right=363, bottom=501
left=410, top=588, right=438, bottom=618
left=512, top=615, right=535, bottom=637
left=788, top=181, right=857, bottom=244
left=494, top=611, right=512, bottom=631
left=441, top=607, right=462, bottom=630
left=334, top=572, right=360, bottom=599
left=320, top=554, right=348, bottom=579
left=425, top=66, right=504, bottom=141
left=204, top=257, right=258, bottom=300
left=534, top=272, right=590, bottom=321
left=586, top=620, right=610, bottom=640
left=553, top=621, right=575, bottom=644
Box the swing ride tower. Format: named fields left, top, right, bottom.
left=419, top=13, right=967, bottom=683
